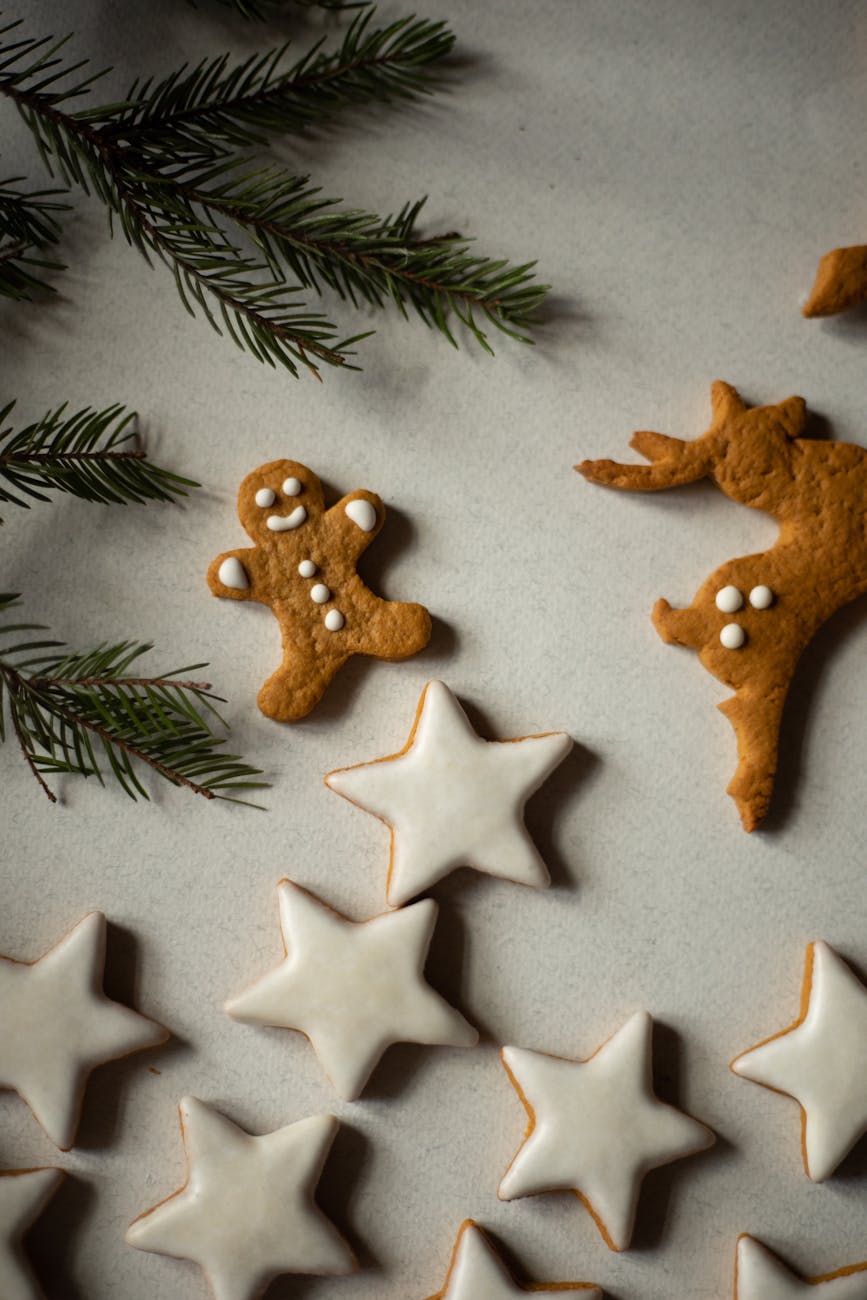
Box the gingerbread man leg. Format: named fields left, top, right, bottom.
left=257, top=625, right=346, bottom=722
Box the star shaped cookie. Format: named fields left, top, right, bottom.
left=0, top=912, right=167, bottom=1149
left=226, top=880, right=477, bottom=1100
left=731, top=941, right=867, bottom=1180
left=499, top=1010, right=715, bottom=1251
left=126, top=1099, right=355, bottom=1300
left=325, top=680, right=572, bottom=906
left=0, top=1167, right=64, bottom=1300
left=735, top=1234, right=867, bottom=1300
left=426, top=1219, right=601, bottom=1300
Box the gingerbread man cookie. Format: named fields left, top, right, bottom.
left=577, top=380, right=867, bottom=831
left=207, top=461, right=431, bottom=721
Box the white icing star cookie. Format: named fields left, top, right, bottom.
left=226, top=880, right=477, bottom=1100
left=499, top=1010, right=715, bottom=1251
left=735, top=1234, right=867, bottom=1299
left=0, top=912, right=167, bottom=1149
left=731, top=940, right=867, bottom=1180
left=428, top=1219, right=601, bottom=1300
left=325, top=680, right=572, bottom=907
left=126, top=1099, right=355, bottom=1300
left=0, top=1167, right=64, bottom=1300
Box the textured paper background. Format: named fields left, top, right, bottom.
left=4, top=1, right=867, bottom=1296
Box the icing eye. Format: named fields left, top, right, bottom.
left=720, top=623, right=746, bottom=649
left=749, top=585, right=774, bottom=609
left=715, top=585, right=743, bottom=613
left=298, top=560, right=316, bottom=578
left=325, top=609, right=344, bottom=631
left=310, top=583, right=331, bottom=604
left=282, top=477, right=302, bottom=496
left=254, top=488, right=275, bottom=508
left=345, top=499, right=377, bottom=532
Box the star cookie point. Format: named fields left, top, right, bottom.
left=735, top=1234, right=867, bottom=1299
left=0, top=1166, right=64, bottom=1300
left=427, top=1218, right=601, bottom=1300
left=0, top=911, right=167, bottom=1150
left=499, top=1011, right=714, bottom=1251
left=325, top=680, right=572, bottom=907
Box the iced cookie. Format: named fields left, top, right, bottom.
left=424, top=1219, right=601, bottom=1299
left=577, top=380, right=867, bottom=831
left=207, top=460, right=431, bottom=721
left=731, top=941, right=867, bottom=1180
left=0, top=912, right=167, bottom=1149
left=0, top=1167, right=64, bottom=1300
left=499, top=1011, right=715, bottom=1251
left=126, top=1099, right=355, bottom=1300
left=325, top=680, right=572, bottom=907
left=735, top=1235, right=867, bottom=1299
left=803, top=245, right=867, bottom=318
left=226, top=880, right=477, bottom=1099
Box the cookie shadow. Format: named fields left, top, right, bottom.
left=474, top=1220, right=615, bottom=1294
left=263, top=1121, right=376, bottom=1299
left=73, top=921, right=183, bottom=1152
left=628, top=1021, right=723, bottom=1254
left=760, top=593, right=867, bottom=833
left=29, top=1172, right=94, bottom=1300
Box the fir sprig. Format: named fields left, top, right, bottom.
left=0, top=13, right=548, bottom=375
left=0, top=400, right=197, bottom=515
left=206, top=0, right=365, bottom=19
left=0, top=175, right=67, bottom=298
left=0, top=596, right=266, bottom=803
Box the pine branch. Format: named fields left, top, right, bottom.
left=203, top=0, right=367, bottom=22
left=0, top=14, right=549, bottom=374
left=0, top=596, right=266, bottom=803
left=0, top=400, right=198, bottom=514
left=0, top=176, right=68, bottom=298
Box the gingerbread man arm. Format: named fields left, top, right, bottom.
left=206, top=548, right=263, bottom=603
left=324, top=490, right=385, bottom=560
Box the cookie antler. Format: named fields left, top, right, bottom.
left=578, top=381, right=867, bottom=830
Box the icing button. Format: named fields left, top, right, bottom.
left=720, top=623, right=746, bottom=649
left=254, top=488, right=275, bottom=508
left=218, top=557, right=249, bottom=591
left=715, top=585, right=743, bottom=613
left=298, top=560, right=317, bottom=578
left=324, top=609, right=344, bottom=631
left=282, top=477, right=302, bottom=496
left=345, top=499, right=377, bottom=532
left=310, top=584, right=331, bottom=605
left=749, top=584, right=774, bottom=609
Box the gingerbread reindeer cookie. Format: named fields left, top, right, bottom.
left=207, top=461, right=431, bottom=721
left=577, top=381, right=867, bottom=831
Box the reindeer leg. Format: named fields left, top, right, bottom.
left=719, top=688, right=787, bottom=832
left=652, top=598, right=707, bottom=651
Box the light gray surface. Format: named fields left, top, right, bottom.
left=3, top=1, right=867, bottom=1296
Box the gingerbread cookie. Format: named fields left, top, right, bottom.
left=126, top=1099, right=355, bottom=1300
left=225, top=879, right=477, bottom=1100
left=424, top=1219, right=601, bottom=1299
left=731, top=941, right=867, bottom=1181
left=803, top=244, right=867, bottom=318
left=207, top=460, right=431, bottom=721
left=0, top=912, right=167, bottom=1150
left=735, top=1235, right=867, bottom=1299
left=325, top=680, right=572, bottom=906
left=499, top=1011, right=714, bottom=1252
left=577, top=380, right=867, bottom=830
left=0, top=1167, right=64, bottom=1300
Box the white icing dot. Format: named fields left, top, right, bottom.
left=324, top=609, right=345, bottom=631
left=218, top=557, right=249, bottom=590
left=254, top=487, right=275, bottom=508
left=345, top=498, right=377, bottom=532
left=715, top=585, right=743, bottom=613
left=282, top=477, right=302, bottom=496
left=749, top=584, right=774, bottom=609
left=298, top=560, right=316, bottom=578
left=267, top=506, right=307, bottom=532
left=720, top=623, right=746, bottom=649
left=310, top=583, right=331, bottom=604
